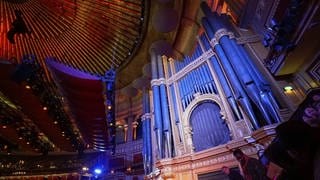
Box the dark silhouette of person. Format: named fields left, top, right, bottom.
left=7, top=10, right=31, bottom=44
left=275, top=120, right=318, bottom=180
left=233, top=149, right=269, bottom=180
left=222, top=166, right=244, bottom=180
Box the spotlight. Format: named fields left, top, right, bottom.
left=94, top=168, right=102, bottom=175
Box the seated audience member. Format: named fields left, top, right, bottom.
left=302, top=93, right=320, bottom=128
left=302, top=106, right=320, bottom=128
left=233, top=149, right=269, bottom=180
left=275, top=120, right=318, bottom=180
left=221, top=166, right=244, bottom=180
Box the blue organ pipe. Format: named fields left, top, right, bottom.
left=197, top=66, right=206, bottom=94
left=190, top=66, right=198, bottom=94
left=179, top=80, right=186, bottom=110
left=202, top=18, right=260, bottom=128
left=146, top=119, right=152, bottom=173
left=231, top=42, right=281, bottom=123
left=182, top=76, right=188, bottom=108
left=157, top=55, right=172, bottom=132
left=187, top=55, right=198, bottom=94
left=152, top=85, right=163, bottom=157
left=206, top=64, right=217, bottom=93
left=202, top=23, right=237, bottom=107
left=199, top=36, right=207, bottom=52
left=213, top=36, right=253, bottom=83
left=200, top=34, right=218, bottom=94
left=210, top=56, right=243, bottom=121
left=142, top=119, right=147, bottom=173
left=204, top=34, right=211, bottom=47
left=200, top=64, right=211, bottom=94
left=144, top=89, right=152, bottom=171
left=196, top=60, right=206, bottom=94
left=238, top=46, right=280, bottom=110
left=179, top=78, right=185, bottom=107
left=151, top=52, right=162, bottom=130
left=170, top=85, right=180, bottom=124
left=184, top=61, right=191, bottom=98
left=194, top=67, right=203, bottom=94
left=203, top=10, right=271, bottom=126
left=142, top=87, right=152, bottom=174
left=186, top=77, right=191, bottom=107
left=207, top=13, right=273, bottom=125
left=151, top=50, right=158, bottom=80
left=157, top=55, right=172, bottom=157
left=150, top=51, right=164, bottom=158
left=201, top=34, right=210, bottom=51
left=184, top=76, right=191, bottom=105
left=201, top=64, right=211, bottom=94
left=229, top=40, right=265, bottom=88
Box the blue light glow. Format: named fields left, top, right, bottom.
left=94, top=168, right=102, bottom=174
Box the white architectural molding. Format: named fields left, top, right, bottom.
left=166, top=50, right=215, bottom=84
left=151, top=78, right=166, bottom=86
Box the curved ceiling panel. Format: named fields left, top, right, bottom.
left=47, top=60, right=109, bottom=151
left=0, top=0, right=147, bottom=75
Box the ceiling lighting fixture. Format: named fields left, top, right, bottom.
left=283, top=86, right=293, bottom=92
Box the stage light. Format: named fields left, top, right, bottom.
left=94, top=168, right=102, bottom=174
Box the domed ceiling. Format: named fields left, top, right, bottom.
left=0, top=0, right=148, bottom=154
left=0, top=0, right=147, bottom=74
left=0, top=0, right=205, bottom=155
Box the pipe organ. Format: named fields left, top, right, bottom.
left=142, top=2, right=285, bottom=179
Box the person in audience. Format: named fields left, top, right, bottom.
left=233, top=149, right=269, bottom=180
left=221, top=166, right=244, bottom=180
left=275, top=120, right=318, bottom=180
left=302, top=93, right=320, bottom=128
left=302, top=106, right=320, bottom=128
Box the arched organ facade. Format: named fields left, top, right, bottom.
left=142, top=2, right=288, bottom=179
